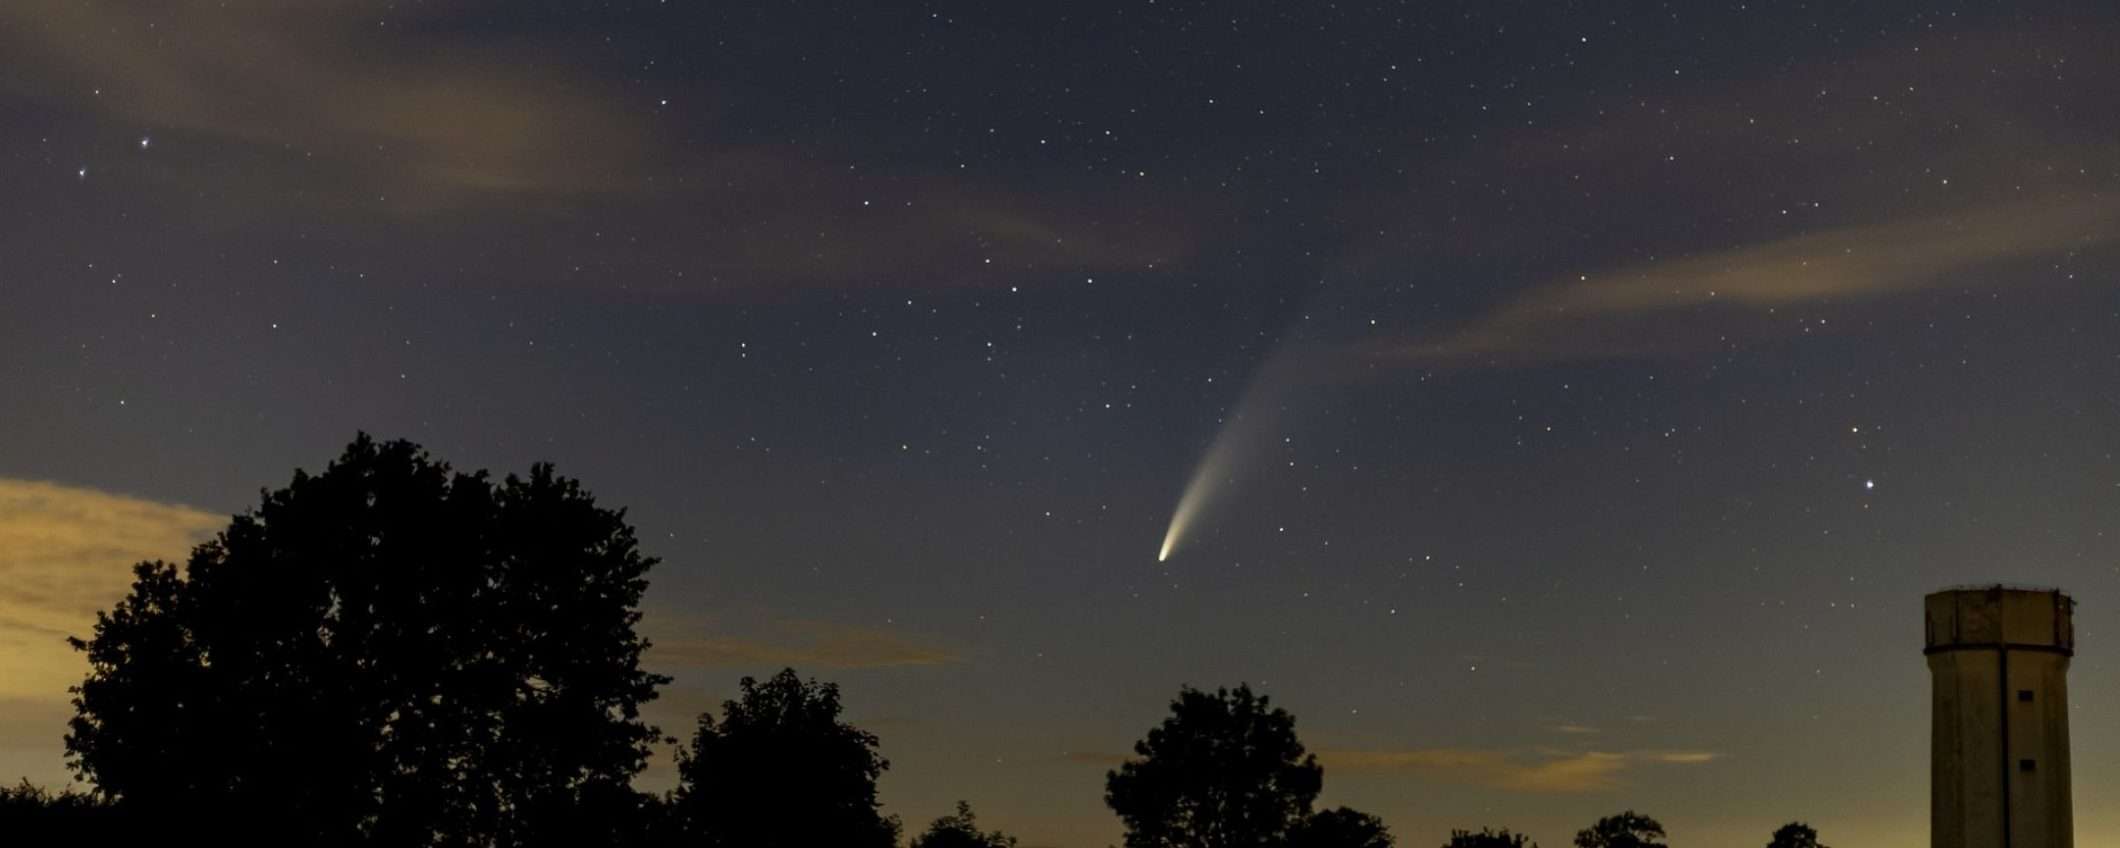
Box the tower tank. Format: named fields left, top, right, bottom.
left=1926, top=586, right=2074, bottom=848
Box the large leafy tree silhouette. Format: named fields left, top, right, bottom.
left=65, top=435, right=670, bottom=846
left=670, top=668, right=900, bottom=848
left=1104, top=684, right=1327, bottom=848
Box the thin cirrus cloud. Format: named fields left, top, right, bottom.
left=1332, top=23, right=2120, bottom=371
left=0, top=1, right=662, bottom=205
left=1318, top=748, right=1721, bottom=794
left=0, top=2, right=1196, bottom=294
left=1380, top=195, right=2120, bottom=368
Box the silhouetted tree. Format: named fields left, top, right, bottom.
left=670, top=668, right=900, bottom=847
left=65, top=435, right=670, bottom=846
left=911, top=801, right=1019, bottom=848
left=1289, top=807, right=1394, bottom=848
left=1767, top=822, right=1825, bottom=848
left=1574, top=812, right=1666, bottom=848
left=1447, top=828, right=1537, bottom=848
left=1104, top=684, right=1325, bottom=848
left=0, top=779, right=134, bottom=842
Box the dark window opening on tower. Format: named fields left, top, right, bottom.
left=2021, top=759, right=2037, bottom=772
left=2019, top=689, right=2034, bottom=702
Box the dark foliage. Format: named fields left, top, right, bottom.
left=1574, top=812, right=1667, bottom=848
left=1288, top=807, right=1394, bottom=848
left=0, top=779, right=138, bottom=842
left=670, top=668, right=900, bottom=848
left=1104, top=684, right=1325, bottom=848
left=1447, top=828, right=1537, bottom=848
left=1768, top=822, right=1826, bottom=848
left=911, top=800, right=1020, bottom=848
left=64, top=435, right=670, bottom=846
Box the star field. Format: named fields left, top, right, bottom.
left=4, top=2, right=2120, bottom=847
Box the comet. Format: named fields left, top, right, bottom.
left=1155, top=347, right=1311, bottom=562
left=1156, top=432, right=1234, bottom=562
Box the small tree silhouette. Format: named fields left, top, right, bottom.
left=911, top=801, right=1019, bottom=848
left=1448, top=827, right=1538, bottom=848
left=0, top=779, right=132, bottom=842
left=1104, top=684, right=1326, bottom=848
left=65, top=435, right=669, bottom=845
left=1575, top=812, right=1666, bottom=848
left=1768, top=822, right=1826, bottom=848
left=1290, top=807, right=1395, bottom=848
left=670, top=668, right=900, bottom=847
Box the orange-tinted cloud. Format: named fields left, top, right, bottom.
left=1319, top=747, right=1720, bottom=793
left=0, top=479, right=222, bottom=695
left=0, top=479, right=222, bottom=786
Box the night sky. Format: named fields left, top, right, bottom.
left=4, top=2, right=2120, bottom=846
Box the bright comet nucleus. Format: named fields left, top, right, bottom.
left=1156, top=348, right=1311, bottom=563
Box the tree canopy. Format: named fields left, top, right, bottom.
left=1104, top=684, right=1326, bottom=848
left=65, top=434, right=669, bottom=845
left=1447, top=828, right=1537, bottom=848
left=1288, top=807, right=1395, bottom=848
left=670, top=668, right=900, bottom=848
left=1574, top=812, right=1667, bottom=848
left=0, top=779, right=132, bottom=843
left=1768, top=822, right=1826, bottom=848
left=911, top=801, right=1020, bottom=848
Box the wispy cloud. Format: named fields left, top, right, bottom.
left=0, top=1, right=662, bottom=206
left=0, top=479, right=220, bottom=785
left=649, top=621, right=962, bottom=670
left=0, top=479, right=221, bottom=697
left=1323, top=22, right=2120, bottom=370
left=1379, top=196, right=2120, bottom=368
left=1319, top=747, right=1720, bottom=793
left=0, top=2, right=1195, bottom=292
left=1638, top=750, right=1717, bottom=764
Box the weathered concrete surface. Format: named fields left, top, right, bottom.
left=1927, top=586, right=2074, bottom=848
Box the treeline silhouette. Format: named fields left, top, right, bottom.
left=2, top=437, right=1831, bottom=848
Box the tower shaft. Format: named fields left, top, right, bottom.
left=1927, top=587, right=2074, bottom=848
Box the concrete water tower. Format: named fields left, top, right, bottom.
left=1926, top=586, right=2075, bottom=848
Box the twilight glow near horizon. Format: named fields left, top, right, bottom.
left=6, top=3, right=2120, bottom=847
